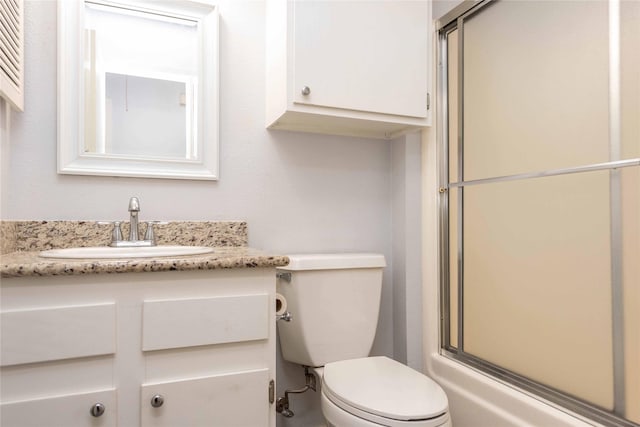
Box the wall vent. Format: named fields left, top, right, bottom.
left=0, top=0, right=24, bottom=111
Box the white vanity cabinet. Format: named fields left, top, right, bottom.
left=266, top=0, right=432, bottom=139
left=0, top=268, right=277, bottom=427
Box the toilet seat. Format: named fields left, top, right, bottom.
left=322, top=356, right=449, bottom=426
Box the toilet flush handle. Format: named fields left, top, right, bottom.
left=276, top=272, right=291, bottom=282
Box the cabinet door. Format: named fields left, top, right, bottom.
left=293, top=1, right=429, bottom=118
left=140, top=368, right=270, bottom=426
left=0, top=389, right=116, bottom=427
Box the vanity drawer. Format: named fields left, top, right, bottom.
left=0, top=303, right=117, bottom=366
left=1, top=388, right=116, bottom=427
left=142, top=294, right=270, bottom=351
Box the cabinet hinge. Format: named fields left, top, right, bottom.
left=269, top=379, right=275, bottom=404
left=427, top=92, right=431, bottom=111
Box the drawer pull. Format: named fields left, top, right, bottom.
left=90, top=402, right=105, bottom=417
left=151, top=394, right=165, bottom=408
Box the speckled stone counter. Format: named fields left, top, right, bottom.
left=0, top=220, right=289, bottom=278
left=1, top=220, right=248, bottom=252
left=0, top=221, right=17, bottom=254
left=0, top=247, right=289, bottom=278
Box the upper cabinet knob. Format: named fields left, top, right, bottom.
left=301, top=86, right=311, bottom=96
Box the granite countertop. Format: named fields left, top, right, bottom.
left=0, top=220, right=289, bottom=278
left=1, top=247, right=289, bottom=278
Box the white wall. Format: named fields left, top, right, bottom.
left=392, top=132, right=423, bottom=370
left=0, top=2, right=410, bottom=425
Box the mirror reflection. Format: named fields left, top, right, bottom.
left=83, top=2, right=198, bottom=160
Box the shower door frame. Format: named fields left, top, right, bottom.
left=436, top=1, right=639, bottom=426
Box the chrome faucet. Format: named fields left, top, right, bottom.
left=104, top=197, right=162, bottom=247
left=128, top=197, right=141, bottom=242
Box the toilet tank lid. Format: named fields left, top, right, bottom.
left=278, top=253, right=386, bottom=271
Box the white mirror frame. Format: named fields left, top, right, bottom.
left=58, top=0, right=219, bottom=180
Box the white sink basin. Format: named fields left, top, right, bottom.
left=39, top=245, right=215, bottom=259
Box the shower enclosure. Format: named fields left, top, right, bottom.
left=437, top=1, right=639, bottom=426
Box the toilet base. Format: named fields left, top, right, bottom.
left=321, top=391, right=452, bottom=427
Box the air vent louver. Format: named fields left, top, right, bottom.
left=0, top=0, right=24, bottom=111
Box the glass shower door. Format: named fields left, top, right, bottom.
left=440, top=0, right=639, bottom=424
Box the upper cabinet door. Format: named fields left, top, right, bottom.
left=292, top=1, right=429, bottom=119
left=266, top=0, right=432, bottom=139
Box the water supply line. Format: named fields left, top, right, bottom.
left=275, top=367, right=317, bottom=418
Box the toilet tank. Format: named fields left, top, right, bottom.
left=276, top=253, right=386, bottom=367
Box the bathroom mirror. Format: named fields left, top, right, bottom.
left=58, top=0, right=219, bottom=180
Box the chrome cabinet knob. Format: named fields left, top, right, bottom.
left=90, top=402, right=105, bottom=417
left=301, top=86, right=311, bottom=96
left=151, top=394, right=164, bottom=408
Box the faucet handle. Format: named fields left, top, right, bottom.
left=144, top=221, right=167, bottom=244
left=98, top=221, right=123, bottom=245
left=112, top=221, right=123, bottom=242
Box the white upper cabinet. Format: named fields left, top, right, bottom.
left=292, top=1, right=429, bottom=118
left=266, top=0, right=432, bottom=139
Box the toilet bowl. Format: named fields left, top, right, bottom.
left=318, top=357, right=451, bottom=427
left=276, top=254, right=451, bottom=426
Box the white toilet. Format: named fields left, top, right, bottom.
left=276, top=253, right=451, bottom=427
